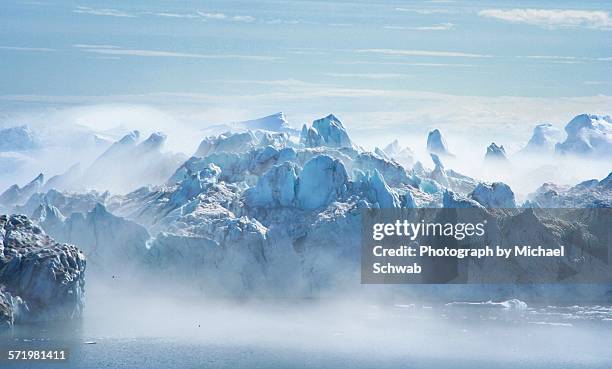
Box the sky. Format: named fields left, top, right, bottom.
left=0, top=0, right=611, bottom=150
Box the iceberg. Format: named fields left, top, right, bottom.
left=0, top=214, right=86, bottom=324
left=80, top=131, right=185, bottom=193
left=521, top=123, right=563, bottom=153
left=427, top=129, right=453, bottom=156
left=34, top=202, right=150, bottom=275
left=485, top=142, right=508, bottom=162
left=43, top=163, right=82, bottom=192
left=555, top=114, right=612, bottom=157
left=8, top=111, right=610, bottom=301
left=353, top=169, right=401, bottom=208
left=527, top=172, right=612, bottom=208
left=195, top=131, right=258, bottom=157
left=0, top=173, right=43, bottom=207
left=0, top=125, right=39, bottom=152
left=470, top=182, right=516, bottom=208
left=203, top=112, right=298, bottom=135
left=301, top=114, right=353, bottom=149
left=383, top=139, right=414, bottom=168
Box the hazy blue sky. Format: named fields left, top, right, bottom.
left=1, top=0, right=611, bottom=96
left=0, top=0, right=611, bottom=147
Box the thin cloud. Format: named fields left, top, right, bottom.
left=74, top=6, right=136, bottom=18
left=323, top=73, right=413, bottom=79
left=88, top=56, right=121, bottom=60
left=73, top=44, right=121, bottom=49
left=357, top=49, right=491, bottom=58
left=0, top=46, right=55, bottom=52
left=516, top=55, right=612, bottom=63
left=155, top=12, right=200, bottom=19
left=384, top=23, right=454, bottom=31
left=335, top=60, right=478, bottom=67
left=74, top=45, right=281, bottom=62
left=197, top=12, right=227, bottom=20
left=414, top=22, right=455, bottom=30
left=231, top=15, right=255, bottom=22
left=218, top=79, right=328, bottom=88
left=266, top=19, right=301, bottom=25
left=522, top=55, right=581, bottom=60
left=478, top=8, right=612, bottom=30
left=395, top=7, right=451, bottom=15
left=197, top=11, right=255, bottom=22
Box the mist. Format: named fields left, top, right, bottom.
left=30, top=278, right=603, bottom=369
left=2, top=102, right=609, bottom=201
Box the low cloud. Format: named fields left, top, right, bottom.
left=478, top=8, right=612, bottom=30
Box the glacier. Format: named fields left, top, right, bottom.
left=0, top=112, right=610, bottom=304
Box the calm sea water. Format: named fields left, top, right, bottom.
left=2, top=302, right=612, bottom=369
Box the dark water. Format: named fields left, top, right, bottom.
left=2, top=302, right=612, bottom=369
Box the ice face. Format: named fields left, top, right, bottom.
left=442, top=190, right=484, bottom=209
left=353, top=169, right=401, bottom=208
left=0, top=215, right=86, bottom=324
left=470, top=182, right=516, bottom=208
left=297, top=155, right=349, bottom=209
left=195, top=131, right=258, bottom=157
left=169, top=164, right=221, bottom=207
left=245, top=162, right=298, bottom=208
left=556, top=114, right=612, bottom=157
